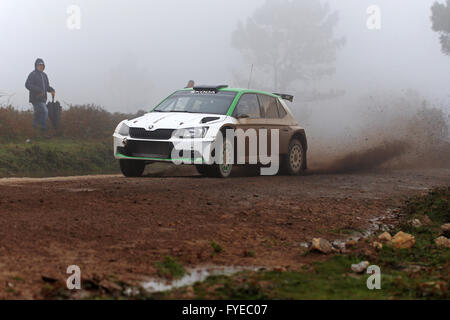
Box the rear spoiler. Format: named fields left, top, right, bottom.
left=274, top=93, right=294, bottom=102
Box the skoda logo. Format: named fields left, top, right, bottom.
left=148, top=125, right=155, bottom=130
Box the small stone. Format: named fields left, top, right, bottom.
left=411, top=219, right=422, bottom=228
left=441, top=224, right=450, bottom=238
left=351, top=261, right=369, bottom=273
left=331, top=241, right=345, bottom=250
left=372, top=242, right=383, bottom=250
left=185, top=286, right=195, bottom=299
left=310, top=238, right=333, bottom=254
left=378, top=232, right=392, bottom=242
left=434, top=236, right=450, bottom=249
left=391, top=231, right=415, bottom=249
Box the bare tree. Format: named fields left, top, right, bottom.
left=232, top=0, right=344, bottom=93
left=431, top=0, right=450, bottom=56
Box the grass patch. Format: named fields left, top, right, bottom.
left=210, top=241, right=224, bottom=254
left=155, top=256, right=186, bottom=280
left=0, top=138, right=119, bottom=177
left=155, top=187, right=450, bottom=300
left=403, top=187, right=449, bottom=225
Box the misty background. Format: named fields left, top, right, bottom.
left=0, top=0, right=448, bottom=110
left=1, top=0, right=449, bottom=169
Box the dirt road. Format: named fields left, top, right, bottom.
left=0, top=168, right=449, bottom=298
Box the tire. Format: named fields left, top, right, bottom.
left=119, top=159, right=146, bottom=177
left=282, top=138, right=305, bottom=176
left=207, top=135, right=234, bottom=178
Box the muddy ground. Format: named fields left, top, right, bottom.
left=0, top=167, right=449, bottom=299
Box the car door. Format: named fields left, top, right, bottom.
left=257, top=94, right=289, bottom=157
left=232, top=93, right=265, bottom=164
left=275, top=98, right=291, bottom=155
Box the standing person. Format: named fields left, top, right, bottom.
left=185, top=80, right=195, bottom=88
left=25, top=58, right=55, bottom=132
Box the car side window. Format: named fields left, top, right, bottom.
left=233, top=94, right=261, bottom=119
left=258, top=94, right=280, bottom=119
left=276, top=99, right=287, bottom=118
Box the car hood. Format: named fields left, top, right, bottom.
left=127, top=112, right=225, bottom=129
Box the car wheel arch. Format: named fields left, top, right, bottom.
left=291, top=130, right=308, bottom=151
left=290, top=129, right=308, bottom=170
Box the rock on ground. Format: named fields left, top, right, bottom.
left=378, top=232, right=392, bottom=242
left=391, top=231, right=416, bottom=249
left=310, top=238, right=333, bottom=254
left=441, top=224, right=450, bottom=238
left=351, top=261, right=370, bottom=273
left=411, top=219, right=422, bottom=228
left=372, top=242, right=383, bottom=250
left=435, top=236, right=450, bottom=249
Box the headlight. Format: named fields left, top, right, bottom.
left=173, top=127, right=209, bottom=139
left=119, top=124, right=130, bottom=136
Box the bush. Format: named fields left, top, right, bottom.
left=0, top=104, right=143, bottom=141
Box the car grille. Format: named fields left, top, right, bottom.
left=129, top=128, right=174, bottom=140
left=119, top=141, right=174, bottom=159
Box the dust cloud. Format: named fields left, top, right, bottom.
left=305, top=91, right=450, bottom=174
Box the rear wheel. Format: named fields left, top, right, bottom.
left=282, top=139, right=305, bottom=176
left=119, top=159, right=146, bottom=177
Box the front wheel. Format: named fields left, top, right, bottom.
left=119, top=159, right=146, bottom=177
left=282, top=139, right=305, bottom=176
left=206, top=136, right=234, bottom=178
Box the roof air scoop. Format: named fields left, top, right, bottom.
left=194, top=85, right=228, bottom=93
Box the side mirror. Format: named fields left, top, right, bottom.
left=236, top=114, right=249, bottom=119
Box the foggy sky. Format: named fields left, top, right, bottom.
left=1, top=0, right=449, bottom=113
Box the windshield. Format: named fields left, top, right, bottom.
left=153, top=90, right=237, bottom=115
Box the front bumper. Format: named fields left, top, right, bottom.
left=113, top=133, right=215, bottom=164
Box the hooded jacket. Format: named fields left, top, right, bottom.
left=25, top=58, right=55, bottom=104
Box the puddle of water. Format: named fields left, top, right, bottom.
left=142, top=266, right=263, bottom=293
left=341, top=209, right=398, bottom=243
left=303, top=208, right=400, bottom=251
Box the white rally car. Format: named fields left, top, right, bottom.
left=113, top=85, right=308, bottom=178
